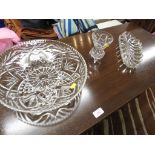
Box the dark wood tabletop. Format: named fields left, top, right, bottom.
left=0, top=22, right=155, bottom=135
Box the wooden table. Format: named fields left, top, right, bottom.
left=0, top=23, right=155, bottom=135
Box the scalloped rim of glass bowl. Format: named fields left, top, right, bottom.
left=0, top=39, right=88, bottom=113
left=92, top=30, right=114, bottom=46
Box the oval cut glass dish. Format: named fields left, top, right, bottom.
left=118, top=31, right=143, bottom=69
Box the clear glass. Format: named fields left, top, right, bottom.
left=89, top=30, right=113, bottom=63
left=0, top=39, right=87, bottom=125
left=119, top=31, right=143, bottom=69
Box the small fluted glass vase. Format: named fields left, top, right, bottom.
left=89, top=30, right=113, bottom=63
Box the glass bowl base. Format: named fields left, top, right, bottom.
left=16, top=93, right=81, bottom=126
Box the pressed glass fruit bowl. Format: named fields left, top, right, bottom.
left=0, top=39, right=87, bottom=115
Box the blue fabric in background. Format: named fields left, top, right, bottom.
left=0, top=20, right=5, bottom=28
left=77, top=19, right=98, bottom=32
left=53, top=19, right=80, bottom=38
left=53, top=19, right=98, bottom=39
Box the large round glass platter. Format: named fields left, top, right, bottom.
left=0, top=39, right=87, bottom=125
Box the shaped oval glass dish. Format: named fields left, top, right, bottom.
left=0, top=39, right=87, bottom=126
left=119, top=31, right=143, bottom=69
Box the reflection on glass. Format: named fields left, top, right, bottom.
left=3, top=116, right=36, bottom=135
left=73, top=37, right=78, bottom=49
left=80, top=86, right=94, bottom=107
left=87, top=61, right=101, bottom=81
left=141, top=46, right=155, bottom=63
